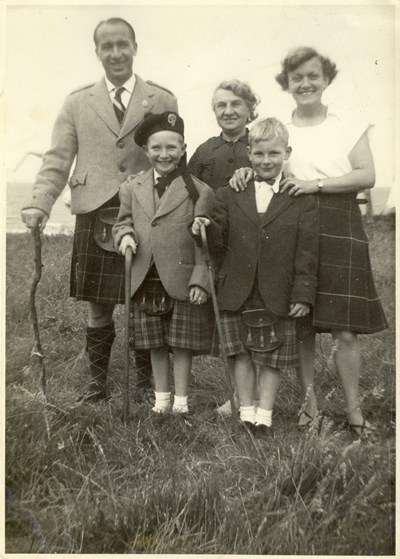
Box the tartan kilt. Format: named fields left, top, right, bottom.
left=313, top=194, right=388, bottom=334
left=132, top=297, right=213, bottom=354
left=212, top=283, right=298, bottom=369
left=70, top=195, right=126, bottom=304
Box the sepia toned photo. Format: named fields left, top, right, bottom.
left=3, top=0, right=396, bottom=555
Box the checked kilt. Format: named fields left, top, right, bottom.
left=131, top=298, right=213, bottom=354
left=212, top=283, right=298, bottom=369
left=70, top=194, right=126, bottom=304
left=313, top=193, right=388, bottom=334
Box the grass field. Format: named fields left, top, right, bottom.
left=5, top=215, right=395, bottom=554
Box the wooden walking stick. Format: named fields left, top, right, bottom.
left=123, top=246, right=133, bottom=424
left=200, top=224, right=238, bottom=419
left=29, top=224, right=47, bottom=398
left=29, top=223, right=50, bottom=439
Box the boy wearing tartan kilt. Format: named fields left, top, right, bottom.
left=113, top=112, right=216, bottom=415
left=194, top=117, right=319, bottom=435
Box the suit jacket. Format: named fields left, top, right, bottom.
left=213, top=181, right=319, bottom=316
left=26, top=75, right=178, bottom=216
left=113, top=169, right=215, bottom=301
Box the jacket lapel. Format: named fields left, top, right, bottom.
left=154, top=176, right=188, bottom=219
left=259, top=189, right=294, bottom=228
left=135, top=169, right=156, bottom=219
left=232, top=181, right=259, bottom=226
left=120, top=76, right=155, bottom=139
left=90, top=78, right=120, bottom=136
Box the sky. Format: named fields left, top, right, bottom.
left=2, top=0, right=398, bottom=193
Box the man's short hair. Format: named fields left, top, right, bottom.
left=93, top=18, right=136, bottom=46
left=248, top=117, right=289, bottom=147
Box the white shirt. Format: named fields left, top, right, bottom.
left=254, top=173, right=281, bottom=213
left=105, top=74, right=136, bottom=110
left=285, top=110, right=371, bottom=180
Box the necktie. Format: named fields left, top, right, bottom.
left=155, top=176, right=167, bottom=198
left=113, top=87, right=126, bottom=123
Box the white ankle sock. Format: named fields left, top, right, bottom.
left=152, top=391, right=171, bottom=413
left=173, top=394, right=188, bottom=413
left=255, top=407, right=272, bottom=427
left=239, top=405, right=256, bottom=424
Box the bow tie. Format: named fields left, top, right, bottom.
left=254, top=175, right=276, bottom=186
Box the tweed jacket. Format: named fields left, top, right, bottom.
left=25, top=75, right=178, bottom=216
left=213, top=181, right=319, bottom=316
left=113, top=169, right=216, bottom=301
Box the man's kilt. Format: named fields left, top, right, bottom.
left=70, top=195, right=125, bottom=304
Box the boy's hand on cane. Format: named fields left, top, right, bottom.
left=288, top=302, right=310, bottom=318
left=119, top=234, right=138, bottom=256
left=191, top=216, right=210, bottom=236
left=189, top=285, right=208, bottom=305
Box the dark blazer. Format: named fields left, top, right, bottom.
left=213, top=181, right=319, bottom=316
left=113, top=169, right=215, bottom=301
left=26, top=76, right=177, bottom=216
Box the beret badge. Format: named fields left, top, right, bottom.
left=167, top=113, right=177, bottom=126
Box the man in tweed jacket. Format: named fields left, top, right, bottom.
left=21, top=18, right=177, bottom=402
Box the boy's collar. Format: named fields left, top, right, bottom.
left=254, top=172, right=282, bottom=193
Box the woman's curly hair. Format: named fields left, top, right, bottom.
left=275, top=47, right=338, bottom=91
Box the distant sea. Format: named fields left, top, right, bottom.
left=6, top=182, right=393, bottom=234
left=7, top=182, right=75, bottom=234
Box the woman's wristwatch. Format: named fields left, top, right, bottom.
left=317, top=179, right=324, bottom=190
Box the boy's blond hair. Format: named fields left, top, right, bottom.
left=249, top=117, right=289, bottom=147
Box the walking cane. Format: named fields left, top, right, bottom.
left=200, top=224, right=238, bottom=419
left=123, top=246, right=133, bottom=424
left=29, top=223, right=50, bottom=438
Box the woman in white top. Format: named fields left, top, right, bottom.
left=232, top=47, right=387, bottom=436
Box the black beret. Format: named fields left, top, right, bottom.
left=134, top=111, right=184, bottom=146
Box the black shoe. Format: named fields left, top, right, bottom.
left=76, top=387, right=111, bottom=403
left=240, top=420, right=256, bottom=433
left=254, top=423, right=273, bottom=439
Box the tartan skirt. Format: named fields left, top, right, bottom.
left=132, top=297, right=213, bottom=353
left=70, top=195, right=126, bottom=304
left=313, top=194, right=388, bottom=334
left=212, top=284, right=298, bottom=369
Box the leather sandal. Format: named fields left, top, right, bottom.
left=348, top=418, right=375, bottom=438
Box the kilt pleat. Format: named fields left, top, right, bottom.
left=70, top=195, right=126, bottom=304
left=313, top=194, right=388, bottom=333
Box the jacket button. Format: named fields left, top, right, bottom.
left=227, top=157, right=234, bottom=163
left=152, top=221, right=157, bottom=227
left=119, top=165, right=126, bottom=172
left=117, top=141, right=125, bottom=148
left=305, top=281, right=310, bottom=287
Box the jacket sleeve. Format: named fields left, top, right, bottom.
left=187, top=181, right=217, bottom=293
left=290, top=195, right=320, bottom=306
left=23, top=95, right=78, bottom=216
left=112, top=181, right=139, bottom=249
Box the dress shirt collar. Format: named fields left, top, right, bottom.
left=254, top=172, right=282, bottom=193
left=105, top=73, right=136, bottom=95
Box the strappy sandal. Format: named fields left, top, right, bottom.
left=348, top=418, right=375, bottom=438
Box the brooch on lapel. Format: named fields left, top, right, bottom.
left=142, top=100, right=149, bottom=110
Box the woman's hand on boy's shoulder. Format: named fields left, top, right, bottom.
left=189, top=285, right=209, bottom=305
left=280, top=176, right=319, bottom=196
left=118, top=234, right=138, bottom=256
left=229, top=167, right=253, bottom=192
left=288, top=302, right=310, bottom=318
